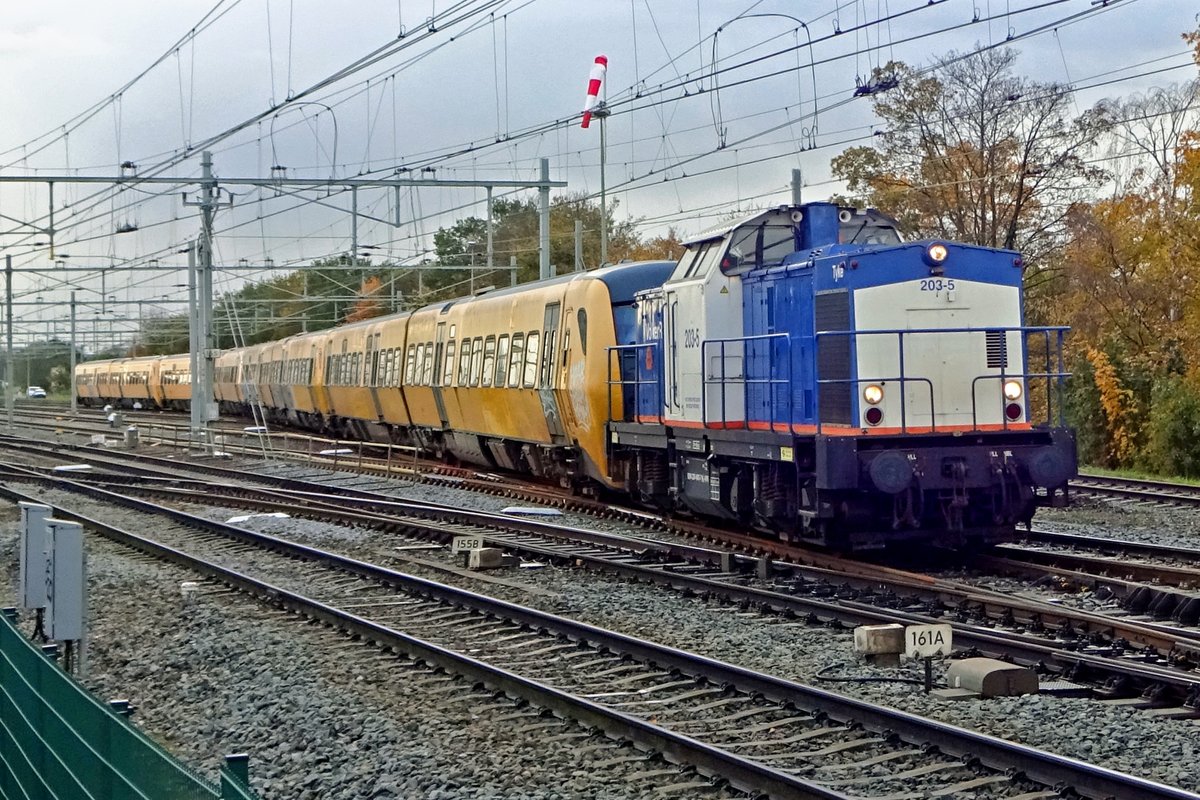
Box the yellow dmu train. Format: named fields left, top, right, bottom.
left=77, top=261, right=677, bottom=491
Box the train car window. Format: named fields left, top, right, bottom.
left=576, top=310, right=588, bottom=355
left=422, top=341, right=434, bottom=385
left=561, top=328, right=571, bottom=367
left=523, top=332, right=540, bottom=388
left=495, top=336, right=510, bottom=386
left=406, top=345, right=418, bottom=384
left=442, top=342, right=456, bottom=387
left=458, top=339, right=472, bottom=386
left=469, top=338, right=484, bottom=387
left=508, top=334, right=525, bottom=387
left=481, top=337, right=497, bottom=387
left=400, top=345, right=415, bottom=383
left=413, top=344, right=426, bottom=386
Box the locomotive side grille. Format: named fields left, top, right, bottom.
left=985, top=330, right=1008, bottom=369
left=816, top=290, right=852, bottom=425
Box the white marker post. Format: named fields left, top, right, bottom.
left=905, top=623, right=952, bottom=693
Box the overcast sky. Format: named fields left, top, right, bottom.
left=0, top=0, right=1196, bottom=346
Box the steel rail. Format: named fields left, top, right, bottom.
left=1023, top=529, right=1200, bottom=564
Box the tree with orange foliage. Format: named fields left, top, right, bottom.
left=344, top=275, right=387, bottom=323
left=1050, top=25, right=1200, bottom=474
left=616, top=228, right=686, bottom=263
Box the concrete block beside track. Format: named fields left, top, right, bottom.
left=945, top=657, right=1038, bottom=698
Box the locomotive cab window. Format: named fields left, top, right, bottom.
left=684, top=242, right=718, bottom=279
left=725, top=220, right=795, bottom=274
left=576, top=310, right=588, bottom=355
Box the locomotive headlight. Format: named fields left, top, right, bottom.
left=1002, top=380, right=1023, bottom=401
left=863, top=384, right=884, bottom=405
left=925, top=243, right=949, bottom=264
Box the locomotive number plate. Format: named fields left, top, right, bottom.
left=905, top=624, right=952, bottom=659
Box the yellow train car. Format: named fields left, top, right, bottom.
left=87, top=360, right=120, bottom=405
left=112, top=356, right=160, bottom=408
left=275, top=332, right=321, bottom=426
left=403, top=261, right=676, bottom=487
left=159, top=355, right=192, bottom=410
left=74, top=362, right=102, bottom=406
left=362, top=313, right=413, bottom=432
left=214, top=349, right=244, bottom=412
left=256, top=340, right=287, bottom=414
left=321, top=318, right=385, bottom=439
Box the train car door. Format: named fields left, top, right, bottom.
left=539, top=303, right=566, bottom=442
left=431, top=321, right=449, bottom=427
left=365, top=332, right=385, bottom=420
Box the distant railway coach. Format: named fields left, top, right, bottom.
left=76, top=201, right=1076, bottom=550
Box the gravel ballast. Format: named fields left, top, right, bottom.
left=0, top=503, right=742, bottom=800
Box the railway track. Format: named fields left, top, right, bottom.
left=0, top=465, right=1193, bottom=800
left=14, top=405, right=1200, bottom=505
left=4, top=434, right=1199, bottom=717
left=1071, top=473, right=1200, bottom=507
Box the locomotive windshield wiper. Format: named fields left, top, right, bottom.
left=845, top=219, right=870, bottom=244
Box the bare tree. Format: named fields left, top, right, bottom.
left=831, top=48, right=1107, bottom=266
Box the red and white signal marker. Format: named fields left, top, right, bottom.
left=581, top=54, right=608, bottom=128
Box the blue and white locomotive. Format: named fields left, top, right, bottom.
left=609, top=202, right=1075, bottom=549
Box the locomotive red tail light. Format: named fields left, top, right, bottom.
left=1005, top=403, right=1022, bottom=420
left=865, top=407, right=884, bottom=425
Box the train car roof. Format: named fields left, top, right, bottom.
left=683, top=206, right=802, bottom=246
left=412, top=260, right=677, bottom=315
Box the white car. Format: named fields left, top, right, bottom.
left=26, top=386, right=47, bottom=398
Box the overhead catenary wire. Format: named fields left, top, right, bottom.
left=2, top=0, right=1180, bottom=331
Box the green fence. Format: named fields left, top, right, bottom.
left=0, top=608, right=259, bottom=800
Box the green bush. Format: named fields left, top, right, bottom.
left=1140, top=375, right=1200, bottom=478
left=1063, top=355, right=1109, bottom=467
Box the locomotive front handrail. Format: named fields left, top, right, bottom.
left=815, top=326, right=1070, bottom=433
left=815, top=375, right=936, bottom=434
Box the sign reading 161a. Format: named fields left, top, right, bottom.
left=905, top=623, right=952, bottom=659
